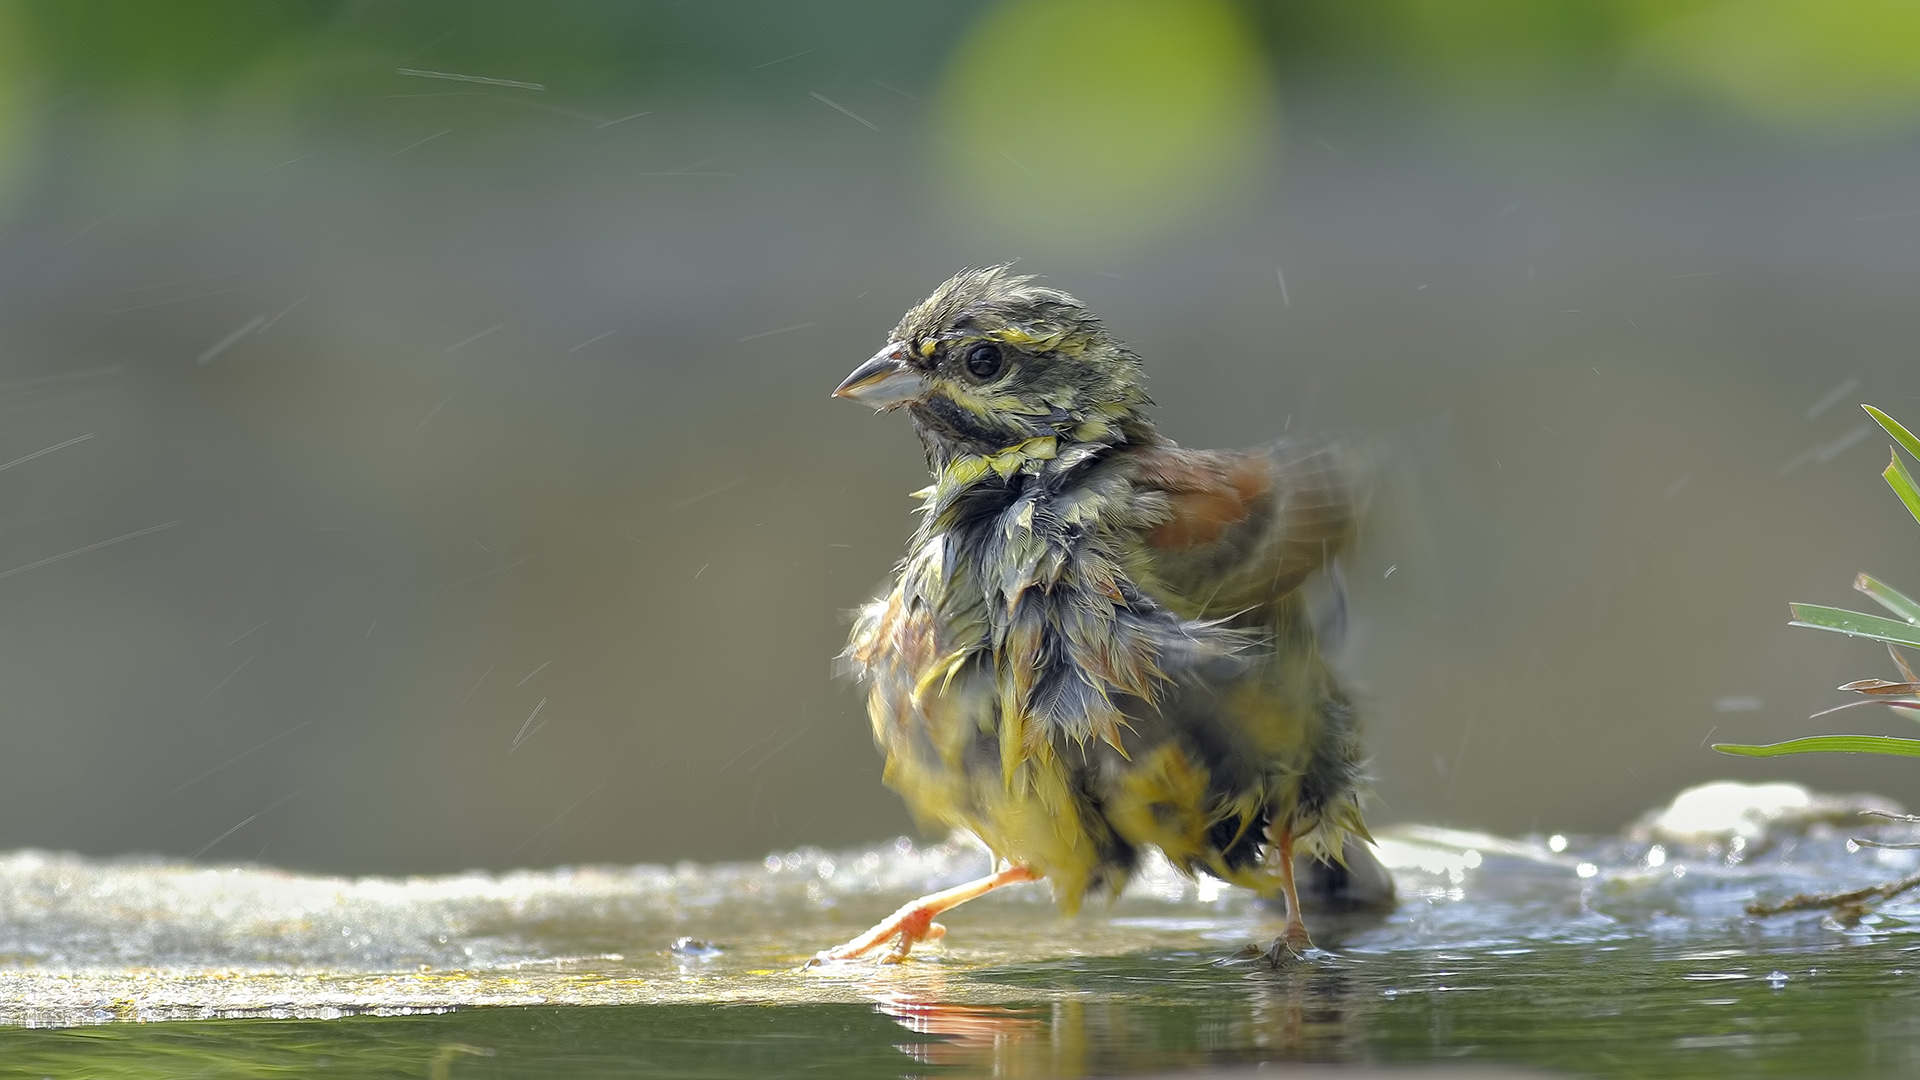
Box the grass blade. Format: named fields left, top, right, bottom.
left=1865, top=405, right=1920, bottom=463
left=1855, top=574, right=1920, bottom=626
left=1790, top=603, right=1920, bottom=649
left=1885, top=451, right=1920, bottom=528
left=1837, top=677, right=1920, bottom=695
left=1810, top=698, right=1920, bottom=719
left=1714, top=735, right=1920, bottom=757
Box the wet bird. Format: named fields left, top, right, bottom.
left=819, top=267, right=1375, bottom=965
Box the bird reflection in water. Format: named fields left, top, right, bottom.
left=871, top=965, right=1367, bottom=1076
left=877, top=994, right=1051, bottom=1072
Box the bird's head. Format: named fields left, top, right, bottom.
left=834, top=266, right=1156, bottom=465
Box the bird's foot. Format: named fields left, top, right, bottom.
left=1261, top=932, right=1313, bottom=968
left=877, top=921, right=946, bottom=964
left=1215, top=942, right=1320, bottom=969
left=799, top=865, right=1035, bottom=970
left=1215, top=920, right=1317, bottom=969
left=803, top=904, right=947, bottom=968
left=1214, top=943, right=1267, bottom=966
left=1281, top=918, right=1312, bottom=953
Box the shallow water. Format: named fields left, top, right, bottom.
left=3, top=787, right=1919, bottom=1078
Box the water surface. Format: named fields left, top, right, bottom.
left=2, top=785, right=1916, bottom=1077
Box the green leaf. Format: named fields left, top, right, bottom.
left=1886, top=451, right=1920, bottom=528
left=1857, top=574, right=1920, bottom=626
left=1713, top=735, right=1920, bottom=757
left=1865, top=404, right=1920, bottom=464
left=1790, top=603, right=1920, bottom=649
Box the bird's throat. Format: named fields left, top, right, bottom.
left=908, top=395, right=1029, bottom=469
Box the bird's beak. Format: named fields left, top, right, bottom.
left=833, top=343, right=927, bottom=410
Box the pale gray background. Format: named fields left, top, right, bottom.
left=2, top=1, right=1918, bottom=873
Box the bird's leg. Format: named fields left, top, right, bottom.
left=806, top=864, right=1038, bottom=966
left=1268, top=822, right=1313, bottom=960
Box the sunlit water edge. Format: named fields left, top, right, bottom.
left=0, top=781, right=1914, bottom=1035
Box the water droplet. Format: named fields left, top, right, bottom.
left=670, top=937, right=724, bottom=959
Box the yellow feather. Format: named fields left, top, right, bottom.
left=911, top=649, right=970, bottom=707
left=1000, top=704, right=1025, bottom=787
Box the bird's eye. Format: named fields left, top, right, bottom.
left=963, top=342, right=1003, bottom=380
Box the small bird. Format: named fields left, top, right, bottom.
left=818, top=266, right=1374, bottom=965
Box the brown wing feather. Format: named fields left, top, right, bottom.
left=1129, top=441, right=1357, bottom=618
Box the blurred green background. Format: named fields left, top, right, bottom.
left=2, top=0, right=1919, bottom=874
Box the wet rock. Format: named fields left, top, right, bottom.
left=1628, top=781, right=1905, bottom=856
left=1299, top=834, right=1399, bottom=915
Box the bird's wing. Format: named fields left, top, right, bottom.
left=1128, top=440, right=1357, bottom=619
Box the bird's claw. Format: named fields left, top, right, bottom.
left=1261, top=938, right=1311, bottom=968
left=1215, top=924, right=1319, bottom=969
left=1283, top=921, right=1312, bottom=952
left=801, top=920, right=946, bottom=969
left=876, top=920, right=945, bottom=964
left=1212, top=942, right=1318, bottom=969
left=1213, top=943, right=1270, bottom=967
